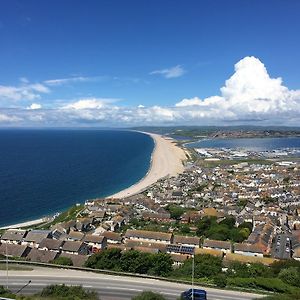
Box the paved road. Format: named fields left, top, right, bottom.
left=272, top=233, right=292, bottom=259
left=0, top=267, right=264, bottom=300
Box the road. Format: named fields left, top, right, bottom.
left=0, top=266, right=264, bottom=300
left=272, top=233, right=292, bottom=259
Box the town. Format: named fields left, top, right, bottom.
left=1, top=147, right=300, bottom=272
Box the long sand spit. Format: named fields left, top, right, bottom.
left=109, top=132, right=186, bottom=199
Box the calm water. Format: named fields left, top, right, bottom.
left=187, top=137, right=300, bottom=151
left=0, top=129, right=153, bottom=227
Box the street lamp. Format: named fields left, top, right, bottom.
left=6, top=242, right=8, bottom=290
left=192, top=251, right=195, bottom=300
left=16, top=280, right=32, bottom=294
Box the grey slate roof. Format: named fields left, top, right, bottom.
left=23, top=230, right=51, bottom=244
left=38, top=238, right=64, bottom=251
left=27, top=248, right=58, bottom=263
left=0, top=243, right=30, bottom=257
left=1, top=229, right=27, bottom=242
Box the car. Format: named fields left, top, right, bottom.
left=286, top=247, right=290, bottom=252
left=181, top=289, right=207, bottom=300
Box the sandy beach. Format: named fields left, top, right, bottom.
left=0, top=217, right=47, bottom=230
left=109, top=132, right=187, bottom=199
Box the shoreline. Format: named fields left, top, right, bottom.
left=108, top=132, right=187, bottom=199
left=0, top=217, right=48, bottom=230
left=0, top=131, right=187, bottom=229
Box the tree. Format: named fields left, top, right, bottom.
left=148, top=253, right=173, bottom=277
left=52, top=256, right=73, bottom=266
left=132, top=291, right=166, bottom=300
left=238, top=222, right=253, bottom=232
left=173, top=254, right=222, bottom=279
left=180, top=224, right=191, bottom=234
left=196, top=216, right=216, bottom=236
left=120, top=250, right=152, bottom=274
left=0, top=286, right=15, bottom=298
left=166, top=205, right=186, bottom=220
left=271, top=259, right=300, bottom=276
left=207, top=224, right=230, bottom=241
left=85, top=248, right=122, bottom=270
left=219, top=216, right=236, bottom=228
left=248, top=263, right=273, bottom=278
left=278, top=267, right=300, bottom=287
left=227, top=261, right=250, bottom=278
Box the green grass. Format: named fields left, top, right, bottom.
left=38, top=205, right=84, bottom=229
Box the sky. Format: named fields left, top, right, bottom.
left=0, top=0, right=300, bottom=127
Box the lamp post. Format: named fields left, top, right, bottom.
left=192, top=252, right=195, bottom=300
left=16, top=280, right=31, bottom=294
left=6, top=242, right=8, bottom=290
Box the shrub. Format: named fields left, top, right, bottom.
left=40, top=284, right=98, bottom=300
left=213, top=274, right=227, bottom=288
left=52, top=257, right=73, bottom=266
left=132, top=291, right=166, bottom=300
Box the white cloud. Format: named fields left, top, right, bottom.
left=0, top=82, right=50, bottom=101
left=150, top=65, right=185, bottom=78
left=0, top=113, right=21, bottom=123
left=61, top=98, right=119, bottom=110
left=1, top=56, right=300, bottom=126
left=175, top=97, right=202, bottom=107
left=174, top=56, right=300, bottom=123
left=27, top=103, right=42, bottom=110
left=44, top=76, right=94, bottom=86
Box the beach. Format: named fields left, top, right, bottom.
left=109, top=132, right=187, bottom=199
left=0, top=217, right=47, bottom=230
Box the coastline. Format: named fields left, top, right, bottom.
left=0, top=131, right=187, bottom=229
left=0, top=217, right=48, bottom=230
left=108, top=132, right=187, bottom=199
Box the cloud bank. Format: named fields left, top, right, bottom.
left=0, top=56, right=299, bottom=126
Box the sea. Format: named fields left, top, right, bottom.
left=0, top=129, right=153, bottom=227
left=187, top=137, right=300, bottom=151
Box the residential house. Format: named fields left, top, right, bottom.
left=173, top=235, right=200, bottom=248
left=142, top=212, right=172, bottom=223
left=22, top=230, right=52, bottom=248
left=0, top=229, right=27, bottom=244
left=124, top=229, right=173, bottom=244
left=38, top=238, right=64, bottom=252
left=234, top=243, right=264, bottom=257
left=0, top=243, right=30, bottom=258
left=124, top=240, right=167, bottom=253
left=27, top=248, right=58, bottom=263
left=61, top=241, right=89, bottom=255
left=202, top=239, right=231, bottom=254
left=101, top=231, right=123, bottom=244
left=75, top=218, right=93, bottom=232
left=67, top=231, right=84, bottom=242
left=89, top=211, right=106, bottom=222
left=83, top=234, right=107, bottom=252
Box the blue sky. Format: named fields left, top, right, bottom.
left=0, top=0, right=300, bottom=127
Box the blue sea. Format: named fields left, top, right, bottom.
left=0, top=129, right=153, bottom=227
left=187, top=137, right=300, bottom=151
